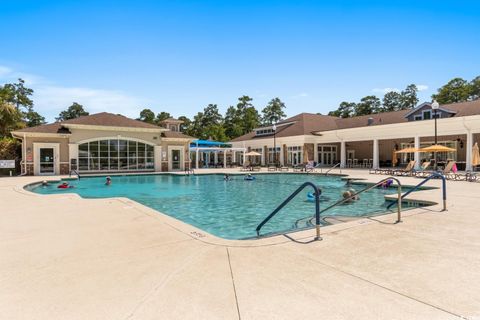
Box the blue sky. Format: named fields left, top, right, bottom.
left=0, top=0, right=479, bottom=122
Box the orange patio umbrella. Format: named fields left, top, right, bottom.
left=395, top=147, right=420, bottom=153
left=472, top=142, right=480, bottom=166
left=419, top=145, right=456, bottom=153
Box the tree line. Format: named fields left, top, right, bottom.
left=137, top=96, right=286, bottom=141
left=328, top=76, right=480, bottom=118
left=1, top=75, right=479, bottom=141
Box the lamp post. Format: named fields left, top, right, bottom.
left=432, top=100, right=440, bottom=171
left=272, top=124, right=277, bottom=167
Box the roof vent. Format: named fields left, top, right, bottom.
left=367, top=117, right=374, bottom=126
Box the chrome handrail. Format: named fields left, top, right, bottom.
left=324, top=162, right=341, bottom=175
left=256, top=182, right=322, bottom=240
left=386, top=172, right=446, bottom=211
left=318, top=176, right=402, bottom=223
left=69, top=169, right=80, bottom=180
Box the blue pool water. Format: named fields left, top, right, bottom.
left=27, top=174, right=415, bottom=239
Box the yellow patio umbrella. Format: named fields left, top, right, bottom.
left=303, top=147, right=309, bottom=163
left=395, top=147, right=420, bottom=153
left=392, top=149, right=398, bottom=167
left=472, top=142, right=480, bottom=166
left=419, top=145, right=456, bottom=153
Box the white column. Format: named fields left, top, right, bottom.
left=466, top=131, right=473, bottom=171
left=68, top=143, right=78, bottom=172
left=154, top=146, right=162, bottom=172
left=414, top=136, right=421, bottom=169
left=340, top=141, right=346, bottom=168
left=373, top=139, right=379, bottom=169
left=233, top=151, right=236, bottom=164
left=314, top=143, right=318, bottom=163
left=214, top=152, right=218, bottom=165
left=261, top=149, right=265, bottom=166
left=195, top=149, right=199, bottom=169
left=223, top=151, right=227, bottom=168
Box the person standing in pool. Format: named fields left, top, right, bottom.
left=224, top=174, right=230, bottom=181
left=105, top=176, right=112, bottom=186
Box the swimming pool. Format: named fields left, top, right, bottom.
left=27, top=174, right=419, bottom=239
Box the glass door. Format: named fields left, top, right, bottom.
left=171, top=149, right=181, bottom=170
left=39, top=148, right=55, bottom=174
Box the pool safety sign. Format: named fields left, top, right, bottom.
left=0, top=160, right=15, bottom=169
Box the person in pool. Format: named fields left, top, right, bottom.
left=224, top=174, right=230, bottom=181
left=342, top=189, right=359, bottom=203
left=244, top=173, right=255, bottom=180
left=105, top=176, right=112, bottom=186
left=57, top=182, right=73, bottom=189
left=380, top=179, right=393, bottom=189
left=41, top=180, right=49, bottom=187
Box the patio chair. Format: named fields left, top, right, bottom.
left=352, top=159, right=358, bottom=167
left=347, top=159, right=352, bottom=168
left=413, top=161, right=431, bottom=177
left=392, top=160, right=416, bottom=176
left=251, top=166, right=261, bottom=172
left=293, top=164, right=305, bottom=172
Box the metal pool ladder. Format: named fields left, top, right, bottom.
left=256, top=182, right=322, bottom=240
left=386, top=172, right=447, bottom=211
left=255, top=177, right=403, bottom=241
left=69, top=169, right=81, bottom=180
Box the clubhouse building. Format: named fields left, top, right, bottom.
left=11, top=113, right=193, bottom=175
left=231, top=100, right=480, bottom=171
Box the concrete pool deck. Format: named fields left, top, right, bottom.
left=1, top=169, right=480, bottom=319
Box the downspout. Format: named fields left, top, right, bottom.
left=21, top=133, right=27, bottom=175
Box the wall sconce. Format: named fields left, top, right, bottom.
left=457, top=138, right=464, bottom=149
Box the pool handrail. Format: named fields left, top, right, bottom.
left=323, top=162, right=341, bottom=175
left=386, top=172, right=446, bottom=211
left=70, top=169, right=81, bottom=180
left=318, top=176, right=403, bottom=223
left=256, top=182, right=322, bottom=240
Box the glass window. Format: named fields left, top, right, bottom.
left=77, top=139, right=155, bottom=172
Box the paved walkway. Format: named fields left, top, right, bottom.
left=1, top=169, right=479, bottom=319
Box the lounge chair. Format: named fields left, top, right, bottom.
left=413, top=161, right=431, bottom=177
left=393, top=160, right=416, bottom=176
left=293, top=164, right=305, bottom=172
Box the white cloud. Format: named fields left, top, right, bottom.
left=0, top=65, right=149, bottom=120
left=372, top=87, right=400, bottom=94
left=290, top=92, right=309, bottom=99
left=416, top=84, right=429, bottom=91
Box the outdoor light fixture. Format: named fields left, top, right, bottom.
left=432, top=100, right=440, bottom=170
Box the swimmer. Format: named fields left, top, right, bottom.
left=41, top=180, right=48, bottom=187
left=380, top=179, right=393, bottom=189
left=105, top=176, right=112, bottom=186
left=244, top=173, right=255, bottom=181
left=57, top=182, right=70, bottom=189
left=349, top=188, right=360, bottom=200
left=224, top=174, right=230, bottom=181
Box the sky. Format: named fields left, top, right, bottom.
left=0, top=0, right=479, bottom=122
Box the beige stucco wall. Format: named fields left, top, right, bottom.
left=24, top=136, right=70, bottom=163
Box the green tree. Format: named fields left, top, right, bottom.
left=0, top=78, right=34, bottom=110
left=224, top=106, right=243, bottom=139
left=261, top=97, right=286, bottom=125
left=236, top=96, right=260, bottom=135
left=177, top=116, right=191, bottom=133
left=355, top=96, right=381, bottom=116
left=0, top=101, right=24, bottom=137
left=328, top=101, right=356, bottom=118
left=399, top=84, right=419, bottom=109
left=382, top=91, right=402, bottom=112
left=469, top=76, right=480, bottom=101
left=155, top=111, right=171, bottom=125
left=188, top=104, right=227, bottom=141
left=432, top=78, right=471, bottom=104
left=56, top=102, right=89, bottom=121
left=138, top=108, right=155, bottom=123
left=24, top=110, right=46, bottom=127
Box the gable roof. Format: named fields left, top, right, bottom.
left=231, top=100, right=480, bottom=142
left=13, top=112, right=164, bottom=134
left=231, top=113, right=339, bottom=142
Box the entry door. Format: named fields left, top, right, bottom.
left=39, top=148, right=55, bottom=174
left=171, top=149, right=181, bottom=170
